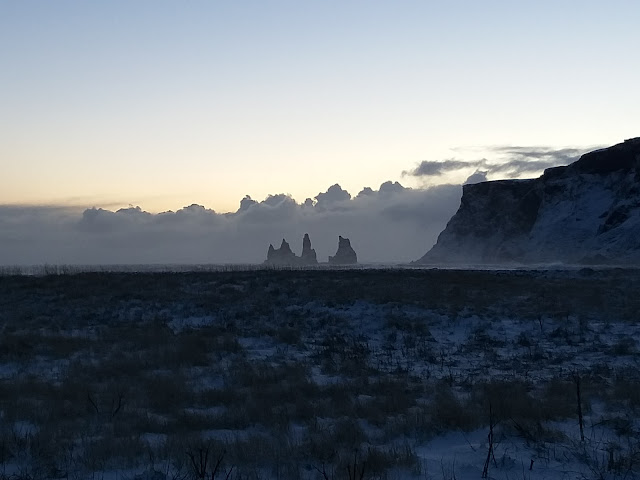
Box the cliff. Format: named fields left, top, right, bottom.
left=417, top=138, right=640, bottom=265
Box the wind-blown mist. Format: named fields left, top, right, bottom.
left=403, top=145, right=597, bottom=180
left=0, top=182, right=462, bottom=265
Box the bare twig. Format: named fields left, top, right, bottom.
left=87, top=392, right=100, bottom=415
left=574, top=372, right=585, bottom=442
left=347, top=450, right=365, bottom=480
left=313, top=463, right=332, bottom=480
left=482, top=403, right=494, bottom=479
left=187, top=447, right=209, bottom=480
left=111, top=392, right=124, bottom=418
left=187, top=447, right=232, bottom=480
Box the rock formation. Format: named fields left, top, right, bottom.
left=328, top=236, right=358, bottom=264
left=265, top=239, right=298, bottom=265
left=300, top=233, right=317, bottom=265
left=264, top=234, right=318, bottom=266
left=416, top=137, right=640, bottom=265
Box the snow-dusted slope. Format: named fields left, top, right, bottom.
left=417, top=137, right=640, bottom=264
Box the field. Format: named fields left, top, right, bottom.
left=0, top=267, right=639, bottom=480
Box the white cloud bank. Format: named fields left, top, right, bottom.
left=0, top=182, right=463, bottom=265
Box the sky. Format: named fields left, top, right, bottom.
left=1, top=1, right=639, bottom=264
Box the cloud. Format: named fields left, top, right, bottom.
left=464, top=171, right=488, bottom=185
left=2, top=143, right=606, bottom=266
left=0, top=182, right=463, bottom=265
left=238, top=195, right=257, bottom=211
left=485, top=146, right=590, bottom=176
left=379, top=181, right=406, bottom=195
left=403, top=159, right=473, bottom=177
left=356, top=187, right=375, bottom=198
left=314, top=184, right=351, bottom=210
left=490, top=146, right=586, bottom=163
left=404, top=145, right=596, bottom=180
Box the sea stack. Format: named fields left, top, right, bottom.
left=264, top=239, right=297, bottom=265
left=300, top=233, right=318, bottom=265
left=328, top=236, right=357, bottom=264
left=264, top=234, right=318, bottom=266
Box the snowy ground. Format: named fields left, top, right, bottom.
left=0, top=268, right=638, bottom=479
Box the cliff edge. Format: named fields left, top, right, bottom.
left=416, top=138, right=640, bottom=265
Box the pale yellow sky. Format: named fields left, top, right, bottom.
left=1, top=2, right=639, bottom=213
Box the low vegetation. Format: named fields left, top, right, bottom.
left=0, top=267, right=638, bottom=479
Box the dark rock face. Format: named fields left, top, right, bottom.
left=417, top=138, right=640, bottom=265
left=264, top=234, right=318, bottom=266
left=300, top=233, right=317, bottom=265
left=569, top=137, right=640, bottom=175
left=265, top=239, right=297, bottom=265
left=328, top=236, right=358, bottom=264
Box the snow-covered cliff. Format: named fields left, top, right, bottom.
left=417, top=138, right=640, bottom=265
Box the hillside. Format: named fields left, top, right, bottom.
left=417, top=138, right=640, bottom=264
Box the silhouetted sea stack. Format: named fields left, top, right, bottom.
left=264, top=234, right=318, bottom=266
left=265, top=239, right=297, bottom=265
left=300, top=233, right=317, bottom=264
left=328, top=236, right=358, bottom=264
